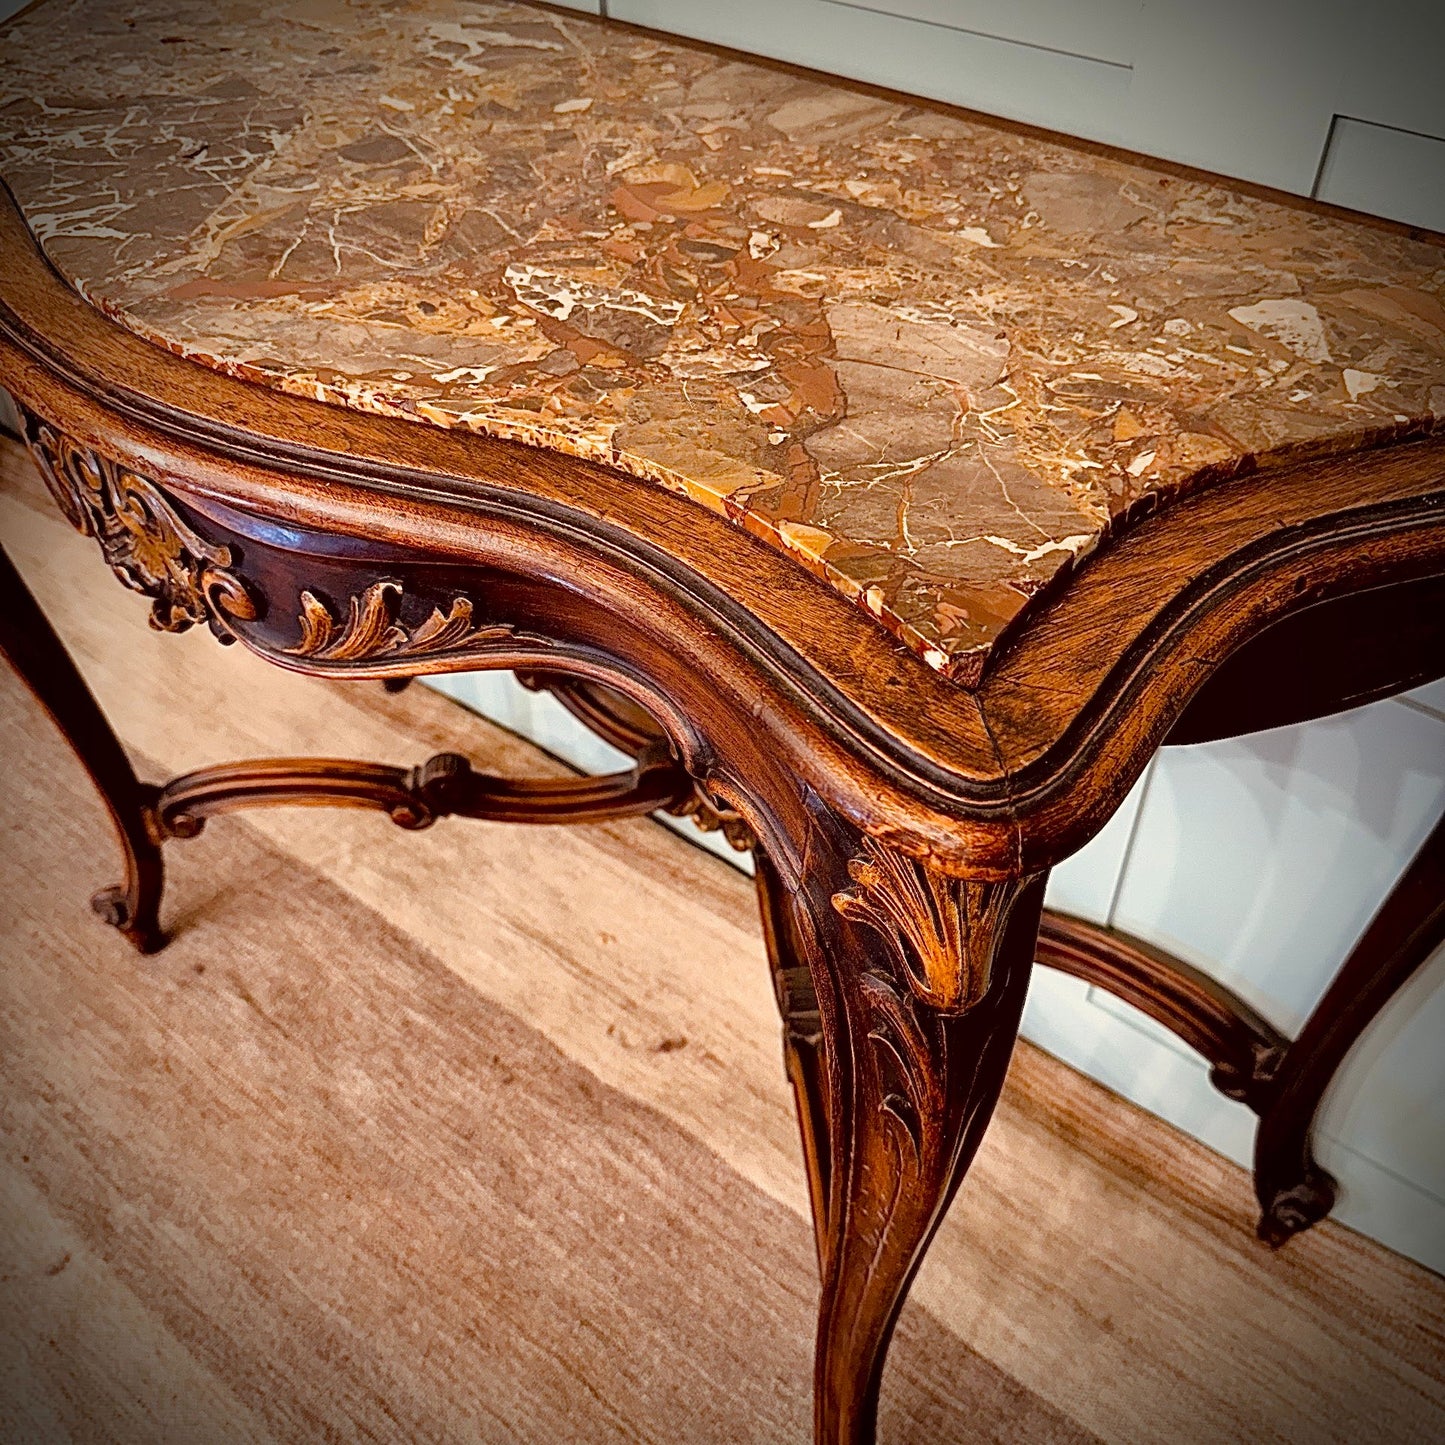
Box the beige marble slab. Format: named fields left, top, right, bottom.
left=1, top=0, right=1442, bottom=679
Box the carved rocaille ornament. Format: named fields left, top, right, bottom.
left=23, top=412, right=257, bottom=638
left=19, top=414, right=534, bottom=671
left=666, top=786, right=755, bottom=852
left=832, top=838, right=1024, bottom=1014
left=829, top=840, right=1034, bottom=1171
left=286, top=580, right=513, bottom=663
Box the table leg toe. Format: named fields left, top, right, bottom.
left=1257, top=1166, right=1339, bottom=1248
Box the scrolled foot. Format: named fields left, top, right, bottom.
left=1257, top=1166, right=1338, bottom=1247
left=90, top=884, right=165, bottom=955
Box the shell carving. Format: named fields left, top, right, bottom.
left=833, top=838, right=1018, bottom=1014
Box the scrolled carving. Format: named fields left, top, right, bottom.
left=23, top=412, right=257, bottom=638
left=665, top=787, right=755, bottom=851
left=285, top=580, right=513, bottom=663
left=832, top=837, right=1022, bottom=1013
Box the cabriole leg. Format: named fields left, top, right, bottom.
left=0, top=543, right=164, bottom=952
left=1255, top=810, right=1445, bottom=1245
left=757, top=814, right=1045, bottom=1444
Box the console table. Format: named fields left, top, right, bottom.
left=2, top=3, right=1443, bottom=1440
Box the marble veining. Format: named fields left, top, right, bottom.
left=2, top=0, right=1442, bottom=682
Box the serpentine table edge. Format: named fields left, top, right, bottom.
left=3, top=171, right=1445, bottom=1445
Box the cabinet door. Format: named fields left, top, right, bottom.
left=610, top=0, right=1445, bottom=206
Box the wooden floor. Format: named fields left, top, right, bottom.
left=2, top=437, right=1443, bottom=1442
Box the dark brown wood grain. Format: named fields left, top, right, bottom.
left=152, top=740, right=692, bottom=839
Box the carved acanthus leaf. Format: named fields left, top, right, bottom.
left=24, top=412, right=257, bottom=638
left=832, top=838, right=1019, bottom=1014
left=858, top=968, right=938, bottom=1164
left=285, top=580, right=512, bottom=663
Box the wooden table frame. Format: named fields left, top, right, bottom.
left=3, top=185, right=1443, bottom=1442
left=499, top=668, right=1445, bottom=1250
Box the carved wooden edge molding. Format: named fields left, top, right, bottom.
left=832, top=837, right=1024, bottom=1014
left=23, top=409, right=257, bottom=639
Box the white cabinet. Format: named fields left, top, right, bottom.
left=1315, top=119, right=1445, bottom=232
left=610, top=0, right=1445, bottom=211
left=820, top=0, right=1144, bottom=70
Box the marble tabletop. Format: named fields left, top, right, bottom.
left=2, top=0, right=1442, bottom=682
